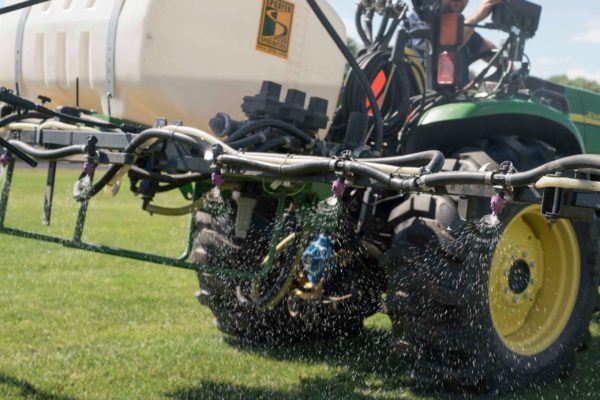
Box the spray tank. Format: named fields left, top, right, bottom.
left=0, top=0, right=346, bottom=130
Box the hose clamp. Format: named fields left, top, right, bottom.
left=484, top=171, right=494, bottom=186
left=416, top=177, right=430, bottom=192
left=505, top=172, right=514, bottom=192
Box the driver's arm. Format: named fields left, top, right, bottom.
left=463, top=0, right=503, bottom=45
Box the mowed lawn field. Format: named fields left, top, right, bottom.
left=1, top=167, right=599, bottom=399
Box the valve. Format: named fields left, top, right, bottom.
left=301, top=234, right=335, bottom=286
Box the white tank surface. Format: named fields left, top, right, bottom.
left=0, top=0, right=346, bottom=130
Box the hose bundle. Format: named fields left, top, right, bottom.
left=341, top=2, right=417, bottom=142
left=343, top=50, right=412, bottom=140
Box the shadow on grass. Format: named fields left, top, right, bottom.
left=0, top=374, right=76, bottom=400
left=168, top=326, right=415, bottom=400
left=168, top=327, right=600, bottom=400
left=167, top=373, right=400, bottom=400
left=222, top=326, right=409, bottom=383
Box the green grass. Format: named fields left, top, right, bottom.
left=1, top=168, right=599, bottom=399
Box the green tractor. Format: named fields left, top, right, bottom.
left=1, top=0, right=600, bottom=394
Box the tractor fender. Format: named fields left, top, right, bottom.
left=403, top=99, right=585, bottom=156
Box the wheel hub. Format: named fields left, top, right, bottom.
left=508, top=259, right=531, bottom=294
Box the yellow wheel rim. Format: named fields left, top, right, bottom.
left=489, top=205, right=580, bottom=356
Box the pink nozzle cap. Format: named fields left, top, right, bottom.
left=332, top=179, right=345, bottom=198
left=211, top=172, right=225, bottom=187
left=490, top=194, right=505, bottom=217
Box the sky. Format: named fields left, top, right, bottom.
left=328, top=0, right=600, bottom=81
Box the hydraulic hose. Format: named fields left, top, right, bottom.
left=163, top=125, right=237, bottom=155
left=7, top=140, right=86, bottom=160
left=416, top=171, right=493, bottom=188
left=535, top=176, right=600, bottom=192
left=228, top=131, right=268, bottom=149
left=89, top=129, right=201, bottom=198
left=218, top=154, right=333, bottom=177
left=503, top=155, right=600, bottom=187
left=343, top=50, right=412, bottom=139
left=355, top=5, right=372, bottom=47
left=415, top=155, right=600, bottom=190
left=128, top=166, right=208, bottom=184
left=239, top=150, right=442, bottom=174
left=361, top=150, right=445, bottom=173
left=306, top=0, right=384, bottom=153
left=38, top=120, right=101, bottom=133
left=255, top=136, right=291, bottom=152
left=238, top=152, right=422, bottom=176
left=219, top=153, right=600, bottom=193
left=145, top=197, right=208, bottom=216
left=225, top=119, right=315, bottom=146
left=0, top=112, right=47, bottom=129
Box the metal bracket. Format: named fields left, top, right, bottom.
left=105, top=0, right=126, bottom=98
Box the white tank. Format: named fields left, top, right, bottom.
left=0, top=0, right=346, bottom=130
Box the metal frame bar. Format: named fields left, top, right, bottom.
left=0, top=158, right=288, bottom=281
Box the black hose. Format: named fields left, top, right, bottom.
left=306, top=0, right=384, bottom=153
left=89, top=129, right=200, bottom=198
left=375, top=8, right=391, bottom=44
left=219, top=155, right=333, bottom=177
left=416, top=171, right=490, bottom=188
left=361, top=150, right=445, bottom=173
left=226, top=119, right=314, bottom=145
left=416, top=155, right=600, bottom=188
left=0, top=88, right=130, bottom=131
left=228, top=132, right=268, bottom=149
left=7, top=140, right=86, bottom=159
left=255, top=136, right=291, bottom=152
left=0, top=0, right=49, bottom=16
left=355, top=6, right=372, bottom=47
left=241, top=150, right=444, bottom=173
left=0, top=112, right=47, bottom=128
left=343, top=50, right=412, bottom=140
left=507, top=155, right=600, bottom=186
left=465, top=37, right=512, bottom=91
left=343, top=161, right=395, bottom=186
left=379, top=18, right=401, bottom=49
left=128, top=166, right=208, bottom=184
left=35, top=105, right=123, bottom=131
left=219, top=153, right=600, bottom=192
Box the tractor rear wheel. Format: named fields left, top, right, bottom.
left=190, top=200, right=382, bottom=344
left=385, top=141, right=599, bottom=392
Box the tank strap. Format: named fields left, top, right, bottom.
left=105, top=0, right=125, bottom=99
left=14, top=6, right=31, bottom=94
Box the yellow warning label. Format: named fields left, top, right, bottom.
left=257, top=0, right=294, bottom=59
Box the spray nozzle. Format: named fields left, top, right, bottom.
left=73, top=162, right=97, bottom=202
left=332, top=178, right=345, bottom=198
left=490, top=193, right=506, bottom=218
left=211, top=172, right=225, bottom=187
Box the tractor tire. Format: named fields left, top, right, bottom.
left=385, top=139, right=600, bottom=392
left=191, top=203, right=381, bottom=344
